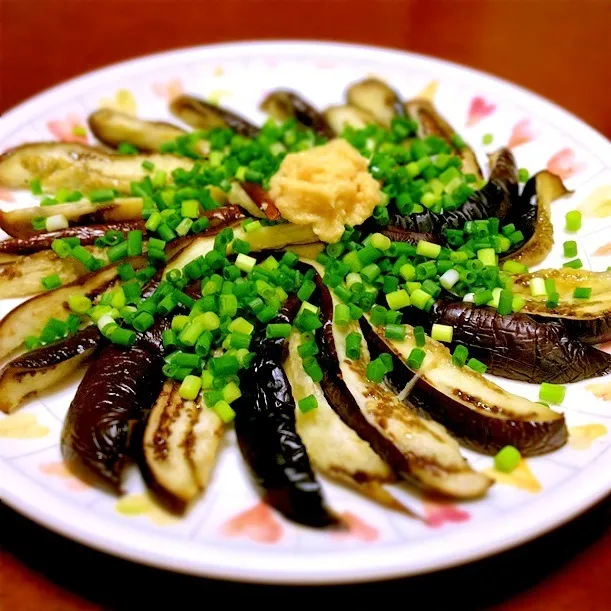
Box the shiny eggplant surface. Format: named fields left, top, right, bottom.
left=389, top=148, right=517, bottom=235
left=427, top=301, right=611, bottom=383
left=234, top=297, right=338, bottom=528
left=170, top=95, right=259, bottom=138
left=260, top=90, right=334, bottom=138
left=314, top=273, right=492, bottom=497
left=0, top=326, right=103, bottom=413
left=362, top=317, right=567, bottom=456
left=0, top=222, right=145, bottom=256
left=345, top=79, right=405, bottom=128
left=61, top=320, right=168, bottom=491
left=501, top=171, right=569, bottom=266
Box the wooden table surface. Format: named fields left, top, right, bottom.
left=1, top=0, right=610, bottom=608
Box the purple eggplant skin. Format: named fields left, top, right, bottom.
left=389, top=148, right=518, bottom=235
left=61, top=319, right=168, bottom=492
left=10, top=326, right=103, bottom=369
left=260, top=90, right=335, bottom=138
left=233, top=296, right=339, bottom=528
left=0, top=222, right=145, bottom=256
left=360, top=318, right=568, bottom=456
left=379, top=225, right=441, bottom=246
left=170, top=95, right=259, bottom=138
left=427, top=301, right=611, bottom=384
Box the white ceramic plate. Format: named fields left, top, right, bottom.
left=1, top=41, right=610, bottom=585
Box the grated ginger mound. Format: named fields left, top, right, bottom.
left=269, top=139, right=382, bottom=243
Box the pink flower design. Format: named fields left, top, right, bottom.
left=594, top=243, right=611, bottom=256
left=466, top=96, right=496, bottom=126
left=423, top=501, right=470, bottom=527
left=0, top=187, right=15, bottom=202
left=47, top=113, right=88, bottom=144
left=546, top=148, right=585, bottom=180
left=40, top=461, right=90, bottom=491
left=222, top=502, right=283, bottom=543
left=333, top=512, right=379, bottom=541
left=508, top=118, right=536, bottom=148
left=152, top=78, right=184, bottom=102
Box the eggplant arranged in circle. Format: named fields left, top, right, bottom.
left=234, top=297, right=339, bottom=528
left=389, top=148, right=518, bottom=234
left=260, top=90, right=334, bottom=138
left=61, top=319, right=168, bottom=492
left=314, top=272, right=492, bottom=498
left=0, top=326, right=104, bottom=414
left=170, top=95, right=260, bottom=138
left=361, top=315, right=568, bottom=456
left=500, top=171, right=570, bottom=266
left=424, top=301, right=611, bottom=384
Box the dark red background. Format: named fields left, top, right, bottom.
left=1, top=1, right=610, bottom=608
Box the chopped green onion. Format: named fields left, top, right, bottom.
left=494, top=445, right=521, bottom=473
left=431, top=323, right=453, bottom=343
left=497, top=289, right=513, bottom=315
left=530, top=277, right=547, bottom=297
left=385, top=323, right=406, bottom=341
left=565, top=210, right=582, bottom=232
left=539, top=382, right=566, bottom=404
left=345, top=331, right=362, bottom=360
left=68, top=294, right=92, bottom=314
left=41, top=273, right=62, bottom=291
left=407, top=347, right=426, bottom=370
left=416, top=240, right=441, bottom=259
left=502, top=260, right=529, bottom=275
left=573, top=287, right=592, bottom=299
left=298, top=395, right=318, bottom=413
left=452, top=344, right=469, bottom=367
left=89, top=189, right=115, bottom=203
left=517, top=168, right=530, bottom=183
left=366, top=357, right=388, bottom=383
left=467, top=358, right=487, bottom=374
left=563, top=258, right=583, bottom=269
left=212, top=400, right=236, bottom=423
left=266, top=323, right=291, bottom=339
left=109, top=327, right=136, bottom=346
left=563, top=240, right=578, bottom=258
left=386, top=289, right=411, bottom=310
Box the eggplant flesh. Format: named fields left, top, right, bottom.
left=88, top=108, right=186, bottom=152
left=169, top=95, right=259, bottom=138
left=0, top=142, right=194, bottom=193
left=314, top=274, right=491, bottom=498
left=404, top=99, right=483, bottom=180
left=345, top=78, right=405, bottom=128
left=0, top=326, right=103, bottom=413
left=142, top=380, right=223, bottom=511
left=322, top=104, right=380, bottom=135
left=362, top=317, right=567, bottom=456
left=284, top=330, right=401, bottom=509
left=428, top=301, right=611, bottom=384
left=389, top=148, right=517, bottom=235
left=501, top=171, right=569, bottom=266
left=512, top=269, right=611, bottom=344
left=234, top=297, right=338, bottom=528
left=61, top=320, right=168, bottom=491
left=260, top=90, right=334, bottom=138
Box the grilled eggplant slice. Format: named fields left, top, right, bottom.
left=0, top=198, right=144, bottom=239
left=405, top=99, right=483, bottom=180
left=88, top=108, right=186, bottom=152
left=234, top=298, right=338, bottom=528
left=322, top=104, right=380, bottom=135
left=501, top=171, right=569, bottom=266
left=0, top=222, right=145, bottom=258
left=314, top=275, right=491, bottom=497
left=389, top=148, right=517, bottom=235
left=512, top=268, right=611, bottom=343
left=426, top=301, right=611, bottom=384
left=0, top=326, right=103, bottom=413
left=61, top=320, right=168, bottom=491
left=0, top=261, right=127, bottom=359
left=260, top=90, right=334, bottom=138
left=170, top=95, right=259, bottom=138
left=379, top=225, right=441, bottom=246
left=361, top=316, right=568, bottom=455
left=284, top=330, right=402, bottom=508
left=142, top=380, right=223, bottom=511
left=0, top=245, right=108, bottom=298
left=240, top=182, right=282, bottom=221
left=346, top=78, right=404, bottom=128
left=0, top=143, right=194, bottom=193
left=167, top=223, right=318, bottom=274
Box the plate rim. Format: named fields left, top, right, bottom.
left=1, top=39, right=610, bottom=585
